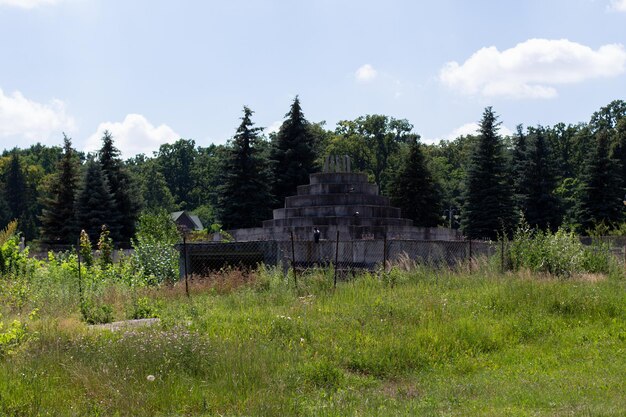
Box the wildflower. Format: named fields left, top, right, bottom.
left=147, top=375, right=156, bottom=382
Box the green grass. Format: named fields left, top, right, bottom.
left=1, top=265, right=626, bottom=416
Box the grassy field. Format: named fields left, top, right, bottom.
left=1, top=262, right=626, bottom=416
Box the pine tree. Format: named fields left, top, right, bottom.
left=522, top=128, right=561, bottom=230
left=99, top=131, right=141, bottom=242
left=40, top=134, right=80, bottom=243
left=75, top=158, right=117, bottom=241
left=217, top=106, right=273, bottom=229
left=3, top=151, right=37, bottom=239
left=270, top=96, right=317, bottom=205
left=390, top=137, right=442, bottom=227
left=577, top=130, right=623, bottom=232
left=461, top=107, right=516, bottom=240
left=511, top=124, right=530, bottom=210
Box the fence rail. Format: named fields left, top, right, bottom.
left=176, top=237, right=498, bottom=283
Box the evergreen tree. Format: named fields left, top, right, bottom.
left=389, top=137, right=442, bottom=227
left=461, top=107, right=516, bottom=240
left=141, top=162, right=177, bottom=212
left=217, top=106, right=273, bottom=229
left=98, top=131, right=141, bottom=242
left=3, top=151, right=37, bottom=239
left=576, top=130, right=623, bottom=232
left=511, top=124, right=530, bottom=209
left=522, top=127, right=561, bottom=230
left=270, top=96, right=317, bottom=205
left=4, top=151, right=27, bottom=222
left=40, top=134, right=80, bottom=243
left=75, top=158, right=117, bottom=241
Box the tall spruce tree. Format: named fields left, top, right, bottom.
left=270, top=96, right=317, bottom=206
left=217, top=106, right=273, bottom=229
left=576, top=130, right=623, bottom=232
left=389, top=137, right=442, bottom=227
left=522, top=127, right=561, bottom=230
left=40, top=135, right=80, bottom=243
left=99, top=131, right=141, bottom=242
left=75, top=158, right=118, bottom=241
left=511, top=124, right=530, bottom=210
left=461, top=107, right=516, bottom=240
left=3, top=151, right=37, bottom=239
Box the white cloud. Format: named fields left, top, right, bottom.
left=423, top=123, right=513, bottom=143
left=440, top=39, right=626, bottom=99
left=0, top=0, right=60, bottom=8
left=355, top=64, right=378, bottom=83
left=609, top=0, right=626, bottom=12
left=0, top=88, right=75, bottom=143
left=265, top=120, right=282, bottom=135
left=85, top=114, right=180, bottom=159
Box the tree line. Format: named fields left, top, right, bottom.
left=1, top=97, right=625, bottom=243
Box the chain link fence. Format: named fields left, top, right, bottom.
left=176, top=236, right=498, bottom=285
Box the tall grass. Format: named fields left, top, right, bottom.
left=1, top=260, right=625, bottom=416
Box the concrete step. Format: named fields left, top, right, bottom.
left=285, top=194, right=390, bottom=208
left=273, top=205, right=402, bottom=220
left=296, top=182, right=379, bottom=196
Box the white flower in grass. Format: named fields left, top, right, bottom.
left=147, top=375, right=156, bottom=382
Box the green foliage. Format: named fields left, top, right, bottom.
left=0, top=315, right=26, bottom=356
left=576, top=129, right=623, bottom=232
left=39, top=134, right=80, bottom=244
left=79, top=229, right=93, bottom=268
left=1, top=263, right=626, bottom=415
left=217, top=106, right=274, bottom=229
left=0, top=221, right=33, bottom=278
left=131, top=210, right=179, bottom=284
left=128, top=296, right=162, bottom=320
left=508, top=224, right=617, bottom=276
left=140, top=162, right=178, bottom=212
left=99, top=131, right=142, bottom=242
left=325, top=114, right=414, bottom=194
left=2, top=151, right=38, bottom=240
left=270, top=96, right=318, bottom=204
left=515, top=126, right=561, bottom=230
left=462, top=107, right=517, bottom=239
left=389, top=138, right=442, bottom=227
left=75, top=158, right=117, bottom=240
left=97, top=225, right=114, bottom=268
left=155, top=139, right=198, bottom=210
left=80, top=298, right=114, bottom=324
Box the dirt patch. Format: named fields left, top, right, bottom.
left=89, top=318, right=160, bottom=331
left=381, top=379, right=421, bottom=400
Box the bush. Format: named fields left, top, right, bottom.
left=132, top=211, right=180, bottom=285
left=508, top=225, right=616, bottom=276
left=80, top=299, right=114, bottom=325
left=0, top=315, right=27, bottom=356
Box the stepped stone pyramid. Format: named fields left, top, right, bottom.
left=228, top=155, right=460, bottom=241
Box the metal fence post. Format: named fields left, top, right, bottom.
left=77, top=237, right=83, bottom=309
left=500, top=239, right=505, bottom=274
left=334, top=231, right=340, bottom=288
left=468, top=239, right=473, bottom=273
left=183, top=234, right=190, bottom=298
left=383, top=234, right=388, bottom=273
left=290, top=230, right=297, bottom=286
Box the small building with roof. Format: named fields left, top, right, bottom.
left=171, top=211, right=204, bottom=231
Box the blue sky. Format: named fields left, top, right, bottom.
left=1, top=0, right=625, bottom=158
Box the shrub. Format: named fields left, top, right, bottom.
left=132, top=211, right=180, bottom=285
left=80, top=299, right=114, bottom=324
left=508, top=225, right=616, bottom=276
left=0, top=315, right=27, bottom=356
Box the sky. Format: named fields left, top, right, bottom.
left=1, top=0, right=625, bottom=158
